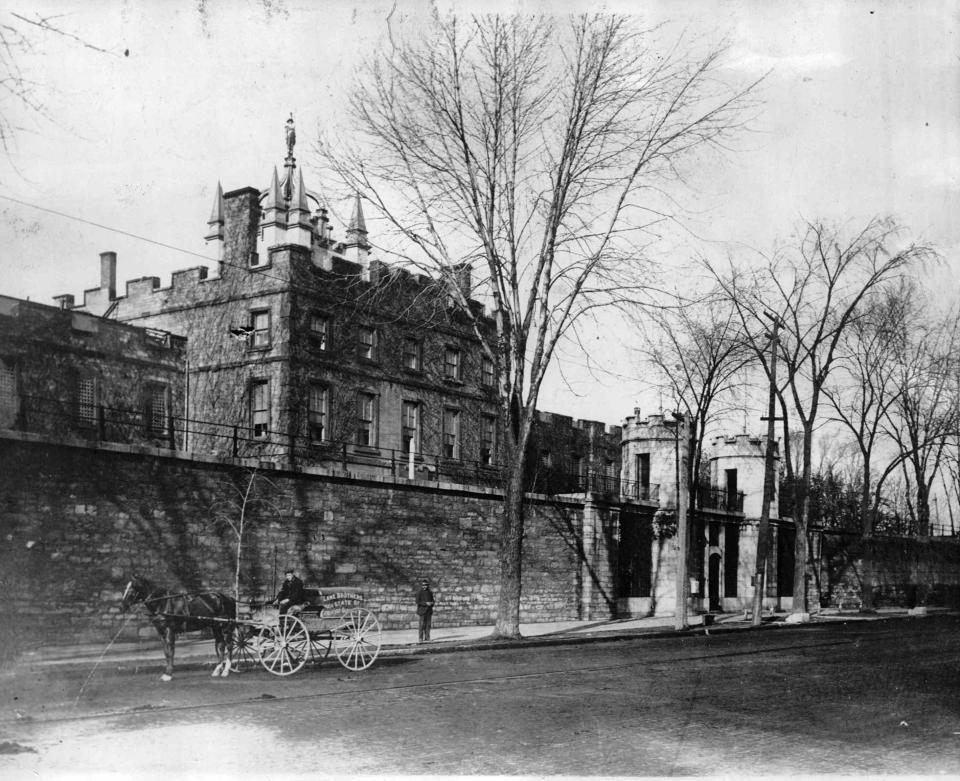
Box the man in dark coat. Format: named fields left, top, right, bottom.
left=416, top=579, right=435, bottom=642
left=275, top=569, right=306, bottom=616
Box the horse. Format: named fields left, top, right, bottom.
left=121, top=575, right=239, bottom=682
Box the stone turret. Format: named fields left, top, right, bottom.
left=621, top=409, right=686, bottom=506
left=707, top=433, right=779, bottom=519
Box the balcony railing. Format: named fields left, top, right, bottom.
left=694, top=483, right=745, bottom=513
left=528, top=468, right=658, bottom=501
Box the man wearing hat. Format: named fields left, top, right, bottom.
left=274, top=568, right=306, bottom=616
left=415, top=579, right=435, bottom=642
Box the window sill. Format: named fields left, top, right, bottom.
left=352, top=444, right=381, bottom=455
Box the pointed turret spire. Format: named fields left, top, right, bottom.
left=296, top=169, right=309, bottom=213
left=263, top=167, right=283, bottom=212
left=346, top=192, right=368, bottom=244
left=204, top=181, right=224, bottom=242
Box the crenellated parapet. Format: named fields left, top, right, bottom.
left=706, top=432, right=779, bottom=520
left=620, top=409, right=685, bottom=508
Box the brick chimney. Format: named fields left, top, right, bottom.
left=99, top=251, right=117, bottom=299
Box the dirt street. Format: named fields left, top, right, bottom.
left=1, top=616, right=959, bottom=777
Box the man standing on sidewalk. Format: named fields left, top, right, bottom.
left=416, top=579, right=435, bottom=642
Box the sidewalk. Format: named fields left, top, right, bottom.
left=10, top=606, right=939, bottom=676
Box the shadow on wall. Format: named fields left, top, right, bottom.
left=546, top=499, right=617, bottom=618
left=822, top=533, right=960, bottom=609
left=648, top=510, right=677, bottom=617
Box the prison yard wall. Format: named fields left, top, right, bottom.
left=0, top=434, right=593, bottom=649
left=820, top=533, right=960, bottom=610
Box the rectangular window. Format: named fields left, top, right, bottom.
left=444, top=345, right=461, bottom=381
left=77, top=376, right=96, bottom=426
left=309, top=384, right=328, bottom=441
left=572, top=454, right=585, bottom=491
left=250, top=310, right=271, bottom=349
left=541, top=450, right=552, bottom=468
left=310, top=314, right=328, bottom=350
left=251, top=380, right=270, bottom=438
left=480, top=415, right=496, bottom=465
left=356, top=392, right=378, bottom=446
left=145, top=383, right=169, bottom=434
left=402, top=338, right=421, bottom=371
left=481, top=356, right=494, bottom=387
left=442, top=407, right=460, bottom=459
left=0, top=358, right=18, bottom=428
left=358, top=326, right=377, bottom=361
left=637, top=453, right=650, bottom=492
left=401, top=400, right=420, bottom=454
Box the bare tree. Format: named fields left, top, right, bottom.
left=710, top=218, right=934, bottom=612
left=319, top=13, right=760, bottom=638
left=822, top=280, right=916, bottom=536
left=209, top=467, right=289, bottom=614
left=0, top=11, right=116, bottom=158
left=638, top=288, right=751, bottom=496
left=883, top=304, right=960, bottom=535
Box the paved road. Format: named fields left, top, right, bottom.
left=2, top=616, right=959, bottom=777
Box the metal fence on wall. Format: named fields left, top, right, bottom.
left=7, top=392, right=648, bottom=499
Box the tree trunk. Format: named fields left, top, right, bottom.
left=793, top=501, right=810, bottom=613
left=916, top=482, right=930, bottom=536
left=794, top=429, right=813, bottom=612
left=493, top=465, right=526, bottom=639
left=860, top=460, right=874, bottom=537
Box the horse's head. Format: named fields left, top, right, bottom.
left=121, top=575, right=149, bottom=612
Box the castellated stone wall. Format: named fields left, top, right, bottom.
left=0, top=435, right=591, bottom=647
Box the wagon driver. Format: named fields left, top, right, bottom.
left=274, top=568, right=307, bottom=616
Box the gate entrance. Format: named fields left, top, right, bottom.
left=708, top=552, right=722, bottom=612
left=616, top=516, right=653, bottom=599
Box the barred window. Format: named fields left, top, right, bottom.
left=145, top=384, right=169, bottom=434
left=0, top=358, right=18, bottom=428
left=77, top=376, right=96, bottom=426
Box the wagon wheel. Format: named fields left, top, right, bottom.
left=230, top=624, right=260, bottom=671
left=332, top=607, right=381, bottom=671
left=258, top=614, right=310, bottom=676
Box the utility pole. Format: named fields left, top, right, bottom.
left=752, top=313, right=781, bottom=626
left=673, top=411, right=689, bottom=630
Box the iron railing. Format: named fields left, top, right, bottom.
left=694, top=483, right=745, bottom=513
left=530, top=468, right=659, bottom=501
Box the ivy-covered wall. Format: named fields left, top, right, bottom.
left=0, top=435, right=595, bottom=653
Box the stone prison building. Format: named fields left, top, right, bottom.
left=2, top=122, right=956, bottom=647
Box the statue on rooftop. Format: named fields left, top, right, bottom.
left=285, top=114, right=296, bottom=157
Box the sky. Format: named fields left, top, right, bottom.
left=1, top=0, right=958, bottom=427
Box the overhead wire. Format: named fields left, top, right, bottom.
left=0, top=191, right=654, bottom=389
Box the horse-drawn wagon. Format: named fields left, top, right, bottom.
left=121, top=576, right=383, bottom=680
left=233, top=587, right=382, bottom=675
